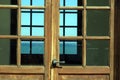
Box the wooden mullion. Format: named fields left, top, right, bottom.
left=86, top=36, right=110, bottom=40
left=59, top=36, right=83, bottom=40
left=82, top=0, right=87, bottom=67
left=110, top=0, right=115, bottom=80
left=0, top=5, right=18, bottom=9
left=17, top=0, right=21, bottom=67
left=51, top=0, right=59, bottom=80
left=0, top=35, right=18, bottom=39
left=44, top=0, right=52, bottom=80
left=60, top=6, right=84, bottom=10
left=59, top=6, right=110, bottom=10
left=86, top=6, right=110, bottom=10
left=21, top=6, right=45, bottom=9
left=20, top=36, right=45, bottom=40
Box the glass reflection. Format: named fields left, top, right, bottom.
left=60, top=40, right=82, bottom=65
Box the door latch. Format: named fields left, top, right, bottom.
left=52, top=59, right=65, bottom=68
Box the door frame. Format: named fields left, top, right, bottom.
left=115, top=0, right=120, bottom=80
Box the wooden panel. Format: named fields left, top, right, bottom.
left=58, top=67, right=110, bottom=74
left=0, top=66, right=44, bottom=74
left=59, top=75, right=109, bottom=80
left=0, top=74, right=43, bottom=80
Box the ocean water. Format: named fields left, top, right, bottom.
left=21, top=42, right=78, bottom=54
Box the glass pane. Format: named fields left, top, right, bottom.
left=87, top=10, right=109, bottom=36
left=0, top=0, right=17, bottom=5
left=21, top=9, right=44, bottom=36
left=87, top=0, right=109, bottom=6
left=65, top=14, right=77, bottom=26
left=21, top=13, right=30, bottom=25
left=60, top=40, right=82, bottom=65
left=60, top=14, right=63, bottom=26
left=21, top=0, right=44, bottom=6
left=0, top=39, right=17, bottom=65
left=60, top=0, right=82, bottom=6
left=32, top=27, right=44, bottom=36
left=86, top=40, right=109, bottom=66
left=65, top=28, right=77, bottom=36
left=21, top=40, right=44, bottom=65
left=21, top=0, right=30, bottom=6
left=32, top=0, right=44, bottom=6
left=21, top=41, right=30, bottom=54
left=60, top=10, right=82, bottom=36
left=21, top=27, right=30, bottom=36
left=32, top=41, right=44, bottom=54
left=0, top=9, right=17, bottom=35
left=32, top=12, right=44, bottom=25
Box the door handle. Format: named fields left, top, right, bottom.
left=52, top=59, right=65, bottom=68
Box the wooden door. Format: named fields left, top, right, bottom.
left=51, top=0, right=115, bottom=80
left=0, top=0, right=115, bottom=80
left=0, top=0, right=51, bottom=80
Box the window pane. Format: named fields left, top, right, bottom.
left=65, top=14, right=77, bottom=26
left=32, top=0, right=44, bottom=6
left=60, top=0, right=82, bottom=6
left=60, top=27, right=63, bottom=36
left=60, top=40, right=82, bottom=65
left=65, top=28, right=77, bottom=36
left=65, top=0, right=77, bottom=6
left=21, top=0, right=30, bottom=6
left=60, top=10, right=82, bottom=36
left=21, top=9, right=44, bottom=36
left=32, top=13, right=44, bottom=25
left=32, top=41, right=44, bottom=54
left=21, top=41, right=30, bottom=54
left=86, top=40, right=109, bottom=66
left=0, top=9, right=17, bottom=35
left=0, top=39, right=17, bottom=65
left=21, top=40, right=44, bottom=65
left=21, top=27, right=30, bottom=36
left=87, top=0, right=109, bottom=6
left=32, top=27, right=44, bottom=36
left=21, top=13, right=30, bottom=25
left=87, top=10, right=109, bottom=36
left=0, top=0, right=17, bottom=5
left=60, top=14, right=63, bottom=26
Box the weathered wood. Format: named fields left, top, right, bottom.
left=0, top=66, right=44, bottom=73
left=44, top=0, right=52, bottom=80
left=59, top=36, right=83, bottom=40
left=82, top=0, right=87, bottom=67
left=17, top=0, right=21, bottom=67
left=51, top=0, right=60, bottom=80
left=21, top=6, right=45, bottom=9
left=0, top=5, right=18, bottom=9
left=110, top=0, right=115, bottom=80
left=0, top=74, right=44, bottom=80
left=86, top=36, right=110, bottom=40
left=60, top=6, right=84, bottom=10
left=0, top=35, right=18, bottom=39
left=59, top=75, right=109, bottom=80
left=86, top=6, right=110, bottom=10
left=20, top=36, right=45, bottom=40
left=58, top=66, right=110, bottom=74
